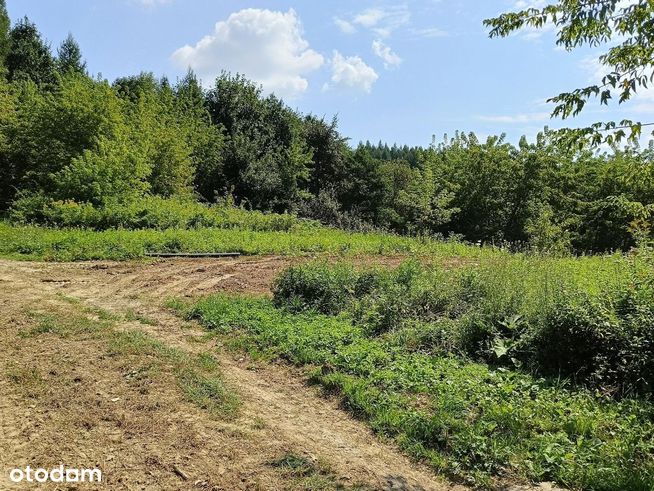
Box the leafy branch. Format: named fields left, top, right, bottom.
left=484, top=0, right=654, bottom=146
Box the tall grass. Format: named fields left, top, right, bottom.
left=0, top=221, right=500, bottom=261
left=273, top=255, right=653, bottom=397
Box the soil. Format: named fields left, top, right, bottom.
left=0, top=257, right=466, bottom=491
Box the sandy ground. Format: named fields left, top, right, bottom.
left=0, top=257, right=468, bottom=491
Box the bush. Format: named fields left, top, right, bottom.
left=273, top=262, right=365, bottom=314
left=272, top=256, right=654, bottom=397
left=10, top=195, right=312, bottom=232
left=532, top=293, right=623, bottom=386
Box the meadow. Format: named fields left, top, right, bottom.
left=184, top=252, right=654, bottom=490
left=0, top=220, right=497, bottom=262
left=4, top=212, right=654, bottom=490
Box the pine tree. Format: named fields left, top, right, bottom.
left=56, top=33, right=86, bottom=75
left=6, top=17, right=55, bottom=85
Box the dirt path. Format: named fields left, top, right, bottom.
left=0, top=258, right=465, bottom=491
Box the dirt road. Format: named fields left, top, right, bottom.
left=0, top=258, right=464, bottom=491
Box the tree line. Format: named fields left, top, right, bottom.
left=0, top=3, right=653, bottom=254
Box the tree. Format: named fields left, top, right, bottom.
left=0, top=0, right=10, bottom=75
left=9, top=73, right=128, bottom=199
left=116, top=74, right=195, bottom=198
left=175, top=70, right=225, bottom=202
left=303, top=115, right=349, bottom=195
left=56, top=33, right=86, bottom=75
left=207, top=72, right=312, bottom=211
left=485, top=0, right=654, bottom=146
left=6, top=17, right=55, bottom=85
left=113, top=72, right=160, bottom=103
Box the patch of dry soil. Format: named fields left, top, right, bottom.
left=0, top=258, right=465, bottom=491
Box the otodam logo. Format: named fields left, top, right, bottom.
left=8, top=465, right=102, bottom=484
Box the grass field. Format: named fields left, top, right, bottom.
left=183, top=253, right=654, bottom=490
left=0, top=221, right=499, bottom=261
left=3, top=217, right=653, bottom=490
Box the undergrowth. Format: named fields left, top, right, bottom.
left=186, top=253, right=654, bottom=490
left=0, top=220, right=495, bottom=261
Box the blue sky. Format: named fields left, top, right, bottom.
left=7, top=0, right=652, bottom=147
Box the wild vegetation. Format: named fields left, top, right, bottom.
left=0, top=221, right=493, bottom=261
left=187, top=251, right=654, bottom=489
left=0, top=1, right=653, bottom=255
left=2, top=1, right=654, bottom=489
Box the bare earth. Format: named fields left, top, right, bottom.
left=0, top=257, right=468, bottom=491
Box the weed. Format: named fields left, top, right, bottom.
left=190, top=293, right=654, bottom=490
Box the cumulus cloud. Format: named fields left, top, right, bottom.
left=372, top=39, right=402, bottom=68
left=324, top=51, right=378, bottom=93
left=171, top=8, right=324, bottom=98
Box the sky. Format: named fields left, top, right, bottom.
left=7, top=0, right=653, bottom=148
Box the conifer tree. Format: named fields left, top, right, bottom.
left=6, top=17, right=55, bottom=85
left=56, top=33, right=86, bottom=75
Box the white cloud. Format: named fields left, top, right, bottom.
left=334, top=17, right=356, bottom=34
left=477, top=112, right=551, bottom=124
left=354, top=8, right=387, bottom=28
left=171, top=8, right=324, bottom=98
left=351, top=6, right=410, bottom=38
left=372, top=39, right=402, bottom=68
left=324, top=51, right=378, bottom=93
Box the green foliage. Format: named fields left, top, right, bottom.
left=207, top=73, right=312, bottom=211
left=6, top=17, right=55, bottom=86
left=54, top=134, right=151, bottom=205
left=0, top=77, right=15, bottom=208
left=271, top=254, right=654, bottom=398
left=273, top=262, right=371, bottom=315
left=56, top=33, right=86, bottom=75
left=9, top=196, right=309, bottom=231
left=188, top=293, right=654, bottom=490
left=0, top=0, right=9, bottom=75
left=485, top=0, right=654, bottom=146
left=524, top=205, right=572, bottom=255
left=9, top=72, right=127, bottom=201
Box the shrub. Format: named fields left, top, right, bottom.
left=271, top=256, right=654, bottom=397
left=531, top=293, right=623, bottom=386
left=272, top=262, right=364, bottom=314
left=10, top=195, right=312, bottom=232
